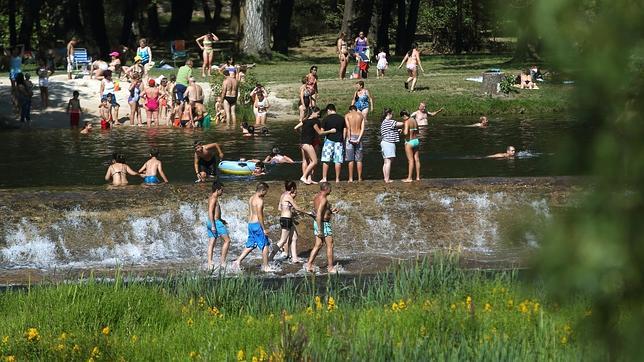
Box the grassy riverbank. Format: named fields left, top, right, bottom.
left=0, top=256, right=595, bottom=361
left=147, top=54, right=573, bottom=119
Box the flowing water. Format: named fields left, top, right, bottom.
left=0, top=116, right=584, bottom=284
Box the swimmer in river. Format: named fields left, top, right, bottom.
left=104, top=153, right=139, bottom=186
left=466, top=116, right=489, bottom=128
left=138, top=148, right=169, bottom=184
left=194, top=141, right=224, bottom=182
left=80, top=121, right=92, bottom=134
left=270, top=181, right=314, bottom=263
left=263, top=147, right=295, bottom=164
left=304, top=182, right=339, bottom=273
left=233, top=182, right=275, bottom=273
left=252, top=161, right=266, bottom=176
left=410, top=102, right=444, bottom=127
left=206, top=181, right=232, bottom=269
left=487, top=146, right=516, bottom=159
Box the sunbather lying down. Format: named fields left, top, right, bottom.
left=514, top=69, right=539, bottom=89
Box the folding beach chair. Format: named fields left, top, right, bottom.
left=72, top=48, right=92, bottom=71
left=171, top=40, right=187, bottom=67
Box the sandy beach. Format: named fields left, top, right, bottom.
left=0, top=74, right=213, bottom=128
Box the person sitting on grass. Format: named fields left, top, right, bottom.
left=487, top=146, right=516, bottom=159
left=515, top=69, right=539, bottom=89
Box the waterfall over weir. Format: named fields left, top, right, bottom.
left=0, top=177, right=579, bottom=283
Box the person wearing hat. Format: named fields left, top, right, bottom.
left=108, top=51, right=121, bottom=74
left=124, top=56, right=144, bottom=81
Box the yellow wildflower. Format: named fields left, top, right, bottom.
left=507, top=299, right=514, bottom=309
left=24, top=327, right=40, bottom=342
left=131, top=335, right=139, bottom=343
left=189, top=298, right=194, bottom=306
left=518, top=301, right=529, bottom=314
left=187, top=318, right=194, bottom=326
left=181, top=306, right=189, bottom=314
left=314, top=296, right=323, bottom=311
left=450, top=303, right=457, bottom=312
left=5, top=356, right=16, bottom=362
left=563, top=323, right=573, bottom=335
left=419, top=326, right=428, bottom=337
left=198, top=296, right=206, bottom=308
left=305, top=306, right=313, bottom=315
left=484, top=303, right=492, bottom=312
left=391, top=302, right=399, bottom=312
left=258, top=346, right=268, bottom=360
left=2, top=335, right=8, bottom=344
left=209, top=306, right=223, bottom=318
left=189, top=351, right=199, bottom=358
left=102, top=326, right=110, bottom=336
left=237, top=349, right=245, bottom=361
left=252, top=357, right=259, bottom=362
left=422, top=300, right=432, bottom=310
left=91, top=346, right=101, bottom=358
left=327, top=296, right=337, bottom=312
left=55, top=343, right=65, bottom=351
left=73, top=344, right=81, bottom=353
left=533, top=303, right=540, bottom=313
left=561, top=335, right=568, bottom=345
left=58, top=332, right=69, bottom=341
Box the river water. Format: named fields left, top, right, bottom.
left=0, top=116, right=583, bottom=284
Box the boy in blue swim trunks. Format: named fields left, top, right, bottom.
left=206, top=181, right=232, bottom=269
left=138, top=148, right=169, bottom=184
left=305, top=182, right=340, bottom=273
left=233, top=182, right=275, bottom=272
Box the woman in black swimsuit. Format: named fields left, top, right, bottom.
left=294, top=107, right=336, bottom=185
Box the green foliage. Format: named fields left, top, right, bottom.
left=516, top=0, right=644, bottom=359
left=499, top=75, right=519, bottom=94
left=0, top=256, right=596, bottom=360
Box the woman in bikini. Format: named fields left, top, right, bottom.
left=196, top=33, right=219, bottom=77
left=337, top=32, right=349, bottom=79
left=104, top=153, right=139, bottom=186
left=270, top=181, right=314, bottom=263
left=402, top=110, right=421, bottom=182
left=143, top=79, right=160, bottom=127
left=398, top=42, right=424, bottom=92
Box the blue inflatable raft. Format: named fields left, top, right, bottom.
left=218, top=160, right=256, bottom=176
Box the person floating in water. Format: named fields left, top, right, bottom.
left=80, top=121, right=92, bottom=134
left=206, top=181, right=232, bottom=270
left=232, top=182, right=275, bottom=273
left=467, top=116, right=489, bottom=128
left=138, top=148, right=169, bottom=184
left=194, top=141, right=224, bottom=182
left=304, top=182, right=339, bottom=274
left=263, top=147, right=294, bottom=164
left=104, top=153, right=139, bottom=186
left=487, top=146, right=516, bottom=159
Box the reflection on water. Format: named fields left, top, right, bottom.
left=0, top=115, right=582, bottom=188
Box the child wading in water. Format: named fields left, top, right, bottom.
left=99, top=97, right=111, bottom=129
left=206, top=181, right=232, bottom=270
left=233, top=182, right=276, bottom=273
left=67, top=90, right=82, bottom=128
left=138, top=148, right=169, bottom=184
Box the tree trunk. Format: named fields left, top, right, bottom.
left=80, top=0, right=110, bottom=57
left=8, top=0, right=17, bottom=47
left=120, top=0, right=137, bottom=45
left=168, top=0, right=194, bottom=38
left=341, top=0, right=355, bottom=37
left=512, top=28, right=541, bottom=62
left=404, top=0, right=420, bottom=50
left=395, top=0, right=406, bottom=54
left=63, top=0, right=84, bottom=38
left=377, top=0, right=393, bottom=53
left=241, top=0, right=272, bottom=57
left=214, top=0, right=223, bottom=25
left=146, top=1, right=161, bottom=38
left=272, top=0, right=294, bottom=54
left=455, top=0, right=463, bottom=53
left=203, top=0, right=213, bottom=23
left=18, top=0, right=39, bottom=50
left=230, top=0, right=242, bottom=50
left=368, top=0, right=381, bottom=47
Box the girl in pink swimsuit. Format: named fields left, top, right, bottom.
left=144, top=79, right=160, bottom=127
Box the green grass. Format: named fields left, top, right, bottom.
left=0, top=255, right=596, bottom=361
left=148, top=54, right=573, bottom=118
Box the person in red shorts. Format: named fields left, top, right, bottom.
left=99, top=97, right=111, bottom=129
left=67, top=90, right=82, bottom=128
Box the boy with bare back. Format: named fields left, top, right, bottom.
left=67, top=37, right=78, bottom=80
left=206, top=181, right=232, bottom=269
left=344, top=105, right=365, bottom=182
left=221, top=69, right=239, bottom=124
left=305, top=182, right=339, bottom=273
left=138, top=148, right=169, bottom=184
left=233, top=182, right=274, bottom=272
